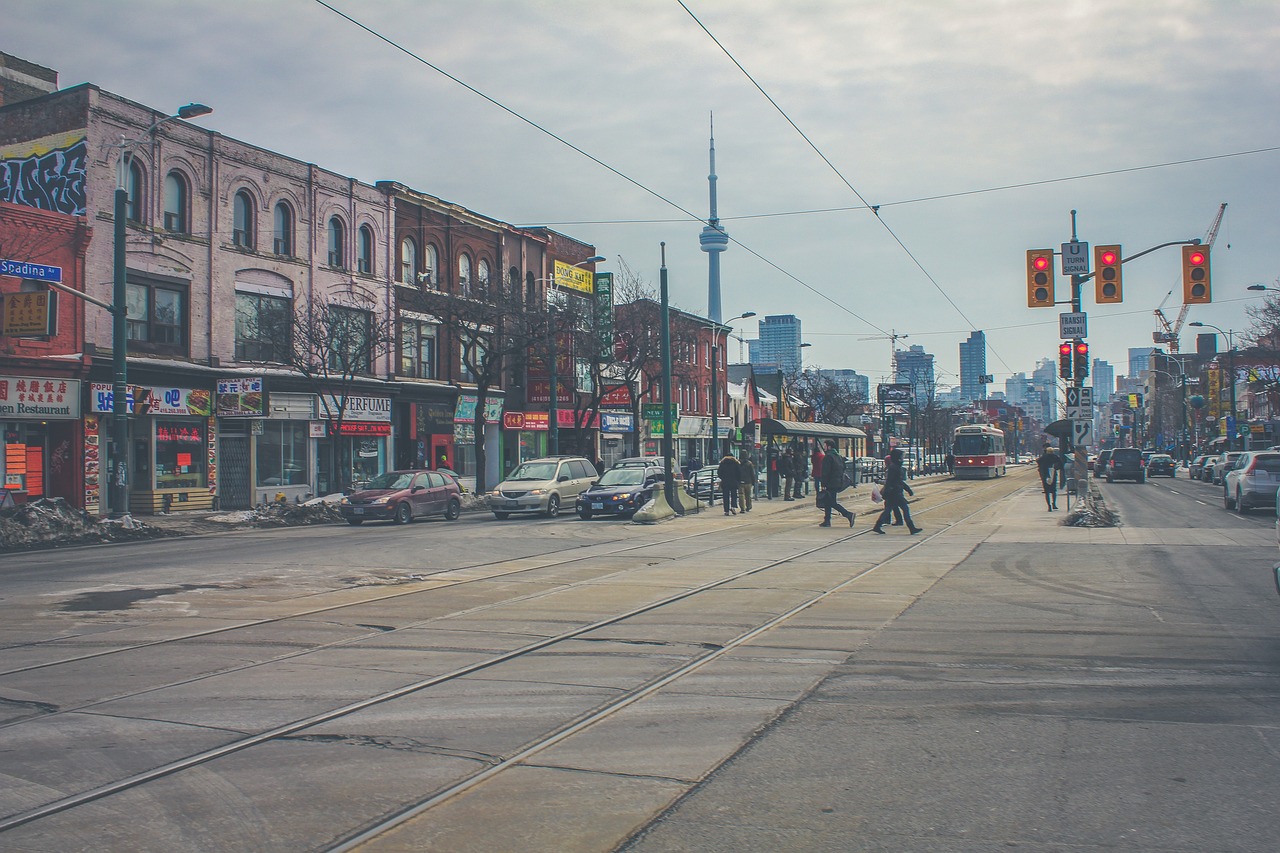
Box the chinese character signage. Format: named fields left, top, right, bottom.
left=0, top=376, right=80, bottom=419
left=594, top=272, right=614, bottom=357
left=454, top=394, right=504, bottom=423
left=1, top=291, right=55, bottom=336
left=216, top=377, right=265, bottom=417
left=91, top=383, right=212, bottom=416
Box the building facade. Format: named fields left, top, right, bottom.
left=893, top=344, right=935, bottom=407
left=753, top=314, right=802, bottom=374
left=958, top=330, right=986, bottom=403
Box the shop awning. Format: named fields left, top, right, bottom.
left=756, top=419, right=867, bottom=440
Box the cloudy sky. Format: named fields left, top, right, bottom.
left=6, top=0, right=1279, bottom=389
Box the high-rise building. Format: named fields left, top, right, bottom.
left=1092, top=359, right=1115, bottom=400
left=752, top=315, right=803, bottom=374
left=1128, top=347, right=1152, bottom=378
left=959, top=331, right=987, bottom=403
left=1031, top=358, right=1058, bottom=424
left=894, top=344, right=935, bottom=406
left=1005, top=372, right=1031, bottom=407
left=817, top=368, right=870, bottom=403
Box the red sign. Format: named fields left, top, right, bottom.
left=502, top=411, right=549, bottom=431
left=600, top=385, right=632, bottom=407
left=332, top=421, right=392, bottom=436
left=503, top=412, right=525, bottom=429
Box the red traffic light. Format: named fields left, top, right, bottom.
left=1187, top=250, right=1206, bottom=266
left=1059, top=342, right=1072, bottom=356
left=1099, top=249, right=1118, bottom=265
left=1033, top=256, right=1050, bottom=271
left=1074, top=342, right=1089, bottom=356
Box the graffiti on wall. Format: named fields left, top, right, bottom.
left=0, top=131, right=88, bottom=217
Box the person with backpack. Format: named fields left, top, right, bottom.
left=717, top=451, right=742, bottom=516
left=818, top=439, right=855, bottom=527
left=873, top=448, right=921, bottom=534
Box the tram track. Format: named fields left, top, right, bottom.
left=0, top=472, right=1025, bottom=841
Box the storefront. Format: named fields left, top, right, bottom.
left=213, top=377, right=312, bottom=510
left=405, top=396, right=457, bottom=472
left=90, top=382, right=216, bottom=513
left=317, top=393, right=392, bottom=493
left=0, top=375, right=82, bottom=507
left=502, top=411, right=549, bottom=471
left=598, top=410, right=635, bottom=467
left=454, top=393, right=503, bottom=485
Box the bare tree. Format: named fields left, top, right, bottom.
left=785, top=365, right=866, bottom=426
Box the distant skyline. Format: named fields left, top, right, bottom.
left=4, top=1, right=1276, bottom=384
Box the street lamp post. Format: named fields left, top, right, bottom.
left=101, top=104, right=213, bottom=517
left=1189, top=322, right=1239, bottom=450
left=704, top=311, right=755, bottom=463
left=546, top=255, right=604, bottom=456
left=1148, top=355, right=1189, bottom=463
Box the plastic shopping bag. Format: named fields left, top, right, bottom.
left=870, top=485, right=883, bottom=504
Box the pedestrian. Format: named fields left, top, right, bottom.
left=766, top=448, right=779, bottom=499
left=717, top=451, right=742, bottom=515
left=944, top=451, right=954, bottom=475
left=738, top=454, right=756, bottom=513
left=1036, top=443, right=1063, bottom=511
left=873, top=448, right=921, bottom=534
left=884, top=451, right=904, bottom=525
left=793, top=448, right=809, bottom=498
left=779, top=448, right=795, bottom=501
left=811, top=443, right=825, bottom=500
left=591, top=454, right=605, bottom=477
left=818, top=439, right=855, bottom=527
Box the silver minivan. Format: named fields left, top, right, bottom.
left=486, top=456, right=598, bottom=519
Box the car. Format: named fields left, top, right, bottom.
left=855, top=457, right=884, bottom=483
left=684, top=468, right=722, bottom=501
left=485, top=456, right=597, bottom=519
left=1094, top=449, right=1113, bottom=476
left=1223, top=451, right=1280, bottom=513
left=1147, top=454, right=1176, bottom=477
left=1189, top=454, right=1212, bottom=481
left=1105, top=447, right=1145, bottom=483
left=1086, top=454, right=1098, bottom=472
left=1209, top=451, right=1246, bottom=486
left=338, top=469, right=462, bottom=525
left=576, top=464, right=665, bottom=519
left=612, top=456, right=668, bottom=471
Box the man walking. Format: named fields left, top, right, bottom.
left=717, top=451, right=742, bottom=516
left=779, top=448, right=795, bottom=501
left=738, top=453, right=756, bottom=513
left=1036, top=443, right=1063, bottom=511
left=792, top=448, right=808, bottom=499
left=873, top=448, right=921, bottom=534
left=818, top=439, right=855, bottom=527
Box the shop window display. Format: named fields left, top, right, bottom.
left=256, top=421, right=309, bottom=487
left=154, top=419, right=206, bottom=489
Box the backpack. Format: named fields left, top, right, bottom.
left=838, top=466, right=853, bottom=491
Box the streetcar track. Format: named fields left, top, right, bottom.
left=0, top=475, right=1019, bottom=835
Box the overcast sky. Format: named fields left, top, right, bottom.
left=6, top=0, right=1278, bottom=388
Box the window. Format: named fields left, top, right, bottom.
left=328, top=305, right=371, bottom=373
left=126, top=278, right=186, bottom=352
left=163, top=171, right=188, bottom=233
left=422, top=243, right=439, bottom=287
left=459, top=336, right=486, bottom=383
left=154, top=419, right=207, bottom=489
left=233, top=191, right=255, bottom=249
left=458, top=254, right=472, bottom=298
left=400, top=237, right=417, bottom=285
left=476, top=259, right=490, bottom=298
left=526, top=271, right=536, bottom=304
left=399, top=318, right=436, bottom=379
left=125, top=160, right=144, bottom=223
left=357, top=225, right=374, bottom=275
left=235, top=290, right=291, bottom=362
left=508, top=268, right=521, bottom=305
left=255, top=421, right=309, bottom=487
left=273, top=202, right=293, bottom=256
left=327, top=217, right=345, bottom=268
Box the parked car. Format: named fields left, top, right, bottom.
left=1105, top=447, right=1145, bottom=483
left=1223, top=451, right=1280, bottom=513
left=1189, top=454, right=1212, bottom=481
left=486, top=456, right=598, bottom=519
left=576, top=464, right=665, bottom=519
left=338, top=469, right=462, bottom=525
left=1147, top=454, right=1176, bottom=477
left=612, top=456, right=668, bottom=471
left=1093, top=449, right=1113, bottom=478
left=684, top=468, right=723, bottom=502
left=1209, top=451, right=1246, bottom=486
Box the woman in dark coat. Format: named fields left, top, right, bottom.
left=873, top=449, right=921, bottom=534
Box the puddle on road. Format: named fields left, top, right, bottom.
left=59, top=584, right=227, bottom=612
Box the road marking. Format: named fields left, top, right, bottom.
left=1194, top=500, right=1208, bottom=506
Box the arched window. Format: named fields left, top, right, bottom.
left=458, top=253, right=472, bottom=297
left=525, top=271, right=536, bottom=304
left=327, top=217, right=345, bottom=269
left=423, top=244, right=438, bottom=287
left=125, top=160, right=144, bottom=223
left=233, top=191, right=255, bottom=249
left=273, top=202, right=293, bottom=256
left=400, top=237, right=417, bottom=285
left=476, top=259, right=490, bottom=297
left=357, top=224, right=374, bottom=274
left=508, top=268, right=521, bottom=305
left=163, top=171, right=188, bottom=233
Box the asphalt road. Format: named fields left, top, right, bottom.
left=3, top=470, right=1278, bottom=852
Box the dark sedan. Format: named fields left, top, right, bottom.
left=576, top=465, right=664, bottom=519
left=338, top=470, right=462, bottom=525
left=1147, top=454, right=1176, bottom=477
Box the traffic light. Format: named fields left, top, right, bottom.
left=1058, top=342, right=1073, bottom=379
left=1074, top=341, right=1089, bottom=379
left=1094, top=244, right=1122, bottom=304
left=1182, top=245, right=1211, bottom=304
left=1027, top=249, right=1055, bottom=308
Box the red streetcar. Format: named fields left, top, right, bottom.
left=952, top=424, right=1007, bottom=479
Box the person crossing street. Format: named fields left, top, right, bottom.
left=872, top=448, right=921, bottom=534
left=818, top=439, right=855, bottom=527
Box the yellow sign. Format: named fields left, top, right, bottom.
left=1, top=291, right=54, bottom=336
left=553, top=260, right=594, bottom=294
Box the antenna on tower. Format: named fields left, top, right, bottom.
left=700, top=111, right=729, bottom=323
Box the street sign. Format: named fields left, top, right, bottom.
left=1061, top=241, right=1089, bottom=275
left=0, top=258, right=63, bottom=283
left=1072, top=418, right=1094, bottom=447
left=1065, top=385, right=1093, bottom=421
left=1059, top=312, right=1087, bottom=339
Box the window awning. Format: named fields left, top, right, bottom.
left=755, top=419, right=867, bottom=440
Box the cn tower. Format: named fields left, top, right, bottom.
left=699, top=114, right=729, bottom=323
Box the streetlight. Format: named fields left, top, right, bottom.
left=703, top=311, right=755, bottom=461
left=1147, top=351, right=1189, bottom=463
left=101, top=104, right=214, bottom=517
left=1189, top=321, right=1240, bottom=450
left=547, top=255, right=605, bottom=455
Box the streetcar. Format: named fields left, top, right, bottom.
left=951, top=424, right=1007, bottom=479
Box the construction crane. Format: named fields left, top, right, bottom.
left=1154, top=202, right=1227, bottom=352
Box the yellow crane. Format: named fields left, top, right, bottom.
left=1154, top=203, right=1226, bottom=352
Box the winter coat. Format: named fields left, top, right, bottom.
left=717, top=455, right=742, bottom=489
